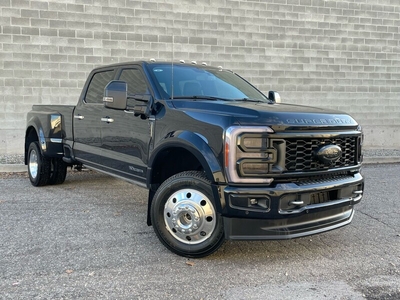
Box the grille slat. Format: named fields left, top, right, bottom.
left=285, top=137, right=357, bottom=172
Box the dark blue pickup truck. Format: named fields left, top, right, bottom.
left=25, top=61, right=364, bottom=257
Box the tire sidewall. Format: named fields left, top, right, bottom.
left=48, top=158, right=67, bottom=185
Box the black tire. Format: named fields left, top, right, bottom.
left=151, top=171, right=225, bottom=258
left=27, top=141, right=51, bottom=187
left=48, top=158, right=67, bottom=185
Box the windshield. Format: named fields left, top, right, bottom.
left=148, top=64, right=268, bottom=102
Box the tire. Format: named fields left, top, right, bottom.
left=151, top=171, right=225, bottom=258
left=48, top=158, right=67, bottom=185
left=27, top=141, right=51, bottom=186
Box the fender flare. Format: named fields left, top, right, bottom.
left=25, top=113, right=63, bottom=162
left=148, top=130, right=225, bottom=185
left=25, top=117, right=46, bottom=156
left=146, top=130, right=226, bottom=225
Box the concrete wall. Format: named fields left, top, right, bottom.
left=1, top=0, right=399, bottom=160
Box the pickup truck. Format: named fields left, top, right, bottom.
left=25, top=61, right=364, bottom=257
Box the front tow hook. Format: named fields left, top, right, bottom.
left=352, top=190, right=363, bottom=202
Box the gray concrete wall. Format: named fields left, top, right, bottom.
left=1, top=0, right=399, bottom=160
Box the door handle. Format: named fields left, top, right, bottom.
left=101, top=117, right=114, bottom=123
left=74, top=115, right=84, bottom=120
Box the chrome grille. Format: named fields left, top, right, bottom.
left=285, top=136, right=357, bottom=172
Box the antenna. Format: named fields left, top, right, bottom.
left=171, top=34, right=174, bottom=99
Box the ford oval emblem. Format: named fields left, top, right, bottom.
left=316, top=145, right=342, bottom=165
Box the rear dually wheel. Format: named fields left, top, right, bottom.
left=27, top=141, right=51, bottom=186
left=48, top=158, right=67, bottom=185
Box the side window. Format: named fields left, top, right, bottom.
left=118, top=68, right=149, bottom=95
left=84, top=70, right=114, bottom=104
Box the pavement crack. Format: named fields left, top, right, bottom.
left=358, top=210, right=396, bottom=231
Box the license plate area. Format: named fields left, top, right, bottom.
left=309, top=190, right=338, bottom=205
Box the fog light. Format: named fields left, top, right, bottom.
left=229, top=195, right=271, bottom=212
left=250, top=198, right=258, bottom=205
left=252, top=198, right=269, bottom=209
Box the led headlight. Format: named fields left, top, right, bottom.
left=225, top=126, right=275, bottom=184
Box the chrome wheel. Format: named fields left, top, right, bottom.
left=29, top=148, right=38, bottom=179
left=151, top=171, right=224, bottom=257
left=164, top=189, right=216, bottom=244
left=27, top=141, right=51, bottom=186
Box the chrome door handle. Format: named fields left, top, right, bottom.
left=101, top=117, right=114, bottom=123
left=74, top=115, right=84, bottom=120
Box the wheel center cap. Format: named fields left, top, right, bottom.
left=172, top=203, right=201, bottom=232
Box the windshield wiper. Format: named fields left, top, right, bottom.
left=233, top=98, right=265, bottom=103
left=170, top=96, right=231, bottom=101
left=169, top=96, right=266, bottom=102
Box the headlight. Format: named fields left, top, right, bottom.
left=239, top=160, right=270, bottom=175
left=225, top=126, right=276, bottom=184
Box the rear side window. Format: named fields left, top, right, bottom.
left=84, top=70, right=114, bottom=104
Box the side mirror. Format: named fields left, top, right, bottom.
left=127, top=94, right=153, bottom=118
left=103, top=80, right=127, bottom=110
left=268, top=91, right=281, bottom=104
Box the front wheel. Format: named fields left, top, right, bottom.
left=151, top=171, right=225, bottom=258
left=27, top=141, right=51, bottom=186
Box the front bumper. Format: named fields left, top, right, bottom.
left=221, top=173, right=364, bottom=240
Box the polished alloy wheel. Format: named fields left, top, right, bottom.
left=151, top=171, right=225, bottom=257
left=164, top=189, right=216, bottom=244
left=29, top=148, right=38, bottom=179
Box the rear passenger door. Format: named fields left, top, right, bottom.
left=73, top=68, right=115, bottom=168
left=100, top=66, right=153, bottom=184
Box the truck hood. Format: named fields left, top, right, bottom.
left=170, top=100, right=359, bottom=131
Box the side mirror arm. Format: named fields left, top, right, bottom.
left=126, top=94, right=153, bottom=118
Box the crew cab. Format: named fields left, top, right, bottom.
left=25, top=61, right=364, bottom=257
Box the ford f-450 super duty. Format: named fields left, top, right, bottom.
left=25, top=61, right=364, bottom=257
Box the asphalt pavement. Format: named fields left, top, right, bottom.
left=0, top=164, right=399, bottom=299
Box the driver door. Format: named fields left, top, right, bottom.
left=100, top=66, right=152, bottom=184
